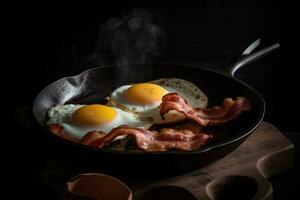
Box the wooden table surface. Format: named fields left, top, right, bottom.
left=51, top=122, right=294, bottom=200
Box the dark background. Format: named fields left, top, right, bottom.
left=7, top=0, right=297, bottom=199
left=9, top=0, right=293, bottom=130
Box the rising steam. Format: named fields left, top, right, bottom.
left=96, top=8, right=166, bottom=64
left=91, top=8, right=167, bottom=84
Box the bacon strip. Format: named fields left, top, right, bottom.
left=81, top=125, right=211, bottom=152
left=48, top=124, right=78, bottom=142
left=160, top=93, right=252, bottom=126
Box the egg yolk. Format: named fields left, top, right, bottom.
left=125, top=83, right=168, bottom=105
left=73, top=105, right=117, bottom=126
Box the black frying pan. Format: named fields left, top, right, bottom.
left=33, top=39, right=280, bottom=171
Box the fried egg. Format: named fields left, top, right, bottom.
left=47, top=104, right=151, bottom=140
left=108, top=78, right=208, bottom=124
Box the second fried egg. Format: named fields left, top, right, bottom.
left=108, top=78, right=208, bottom=124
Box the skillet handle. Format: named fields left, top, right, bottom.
left=221, top=39, right=280, bottom=77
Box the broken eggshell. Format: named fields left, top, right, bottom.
left=63, top=173, right=132, bottom=200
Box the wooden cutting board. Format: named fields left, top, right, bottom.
left=132, top=122, right=294, bottom=200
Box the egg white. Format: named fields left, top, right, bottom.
left=47, top=104, right=151, bottom=140
left=150, top=78, right=208, bottom=108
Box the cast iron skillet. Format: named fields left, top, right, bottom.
left=33, top=39, right=280, bottom=171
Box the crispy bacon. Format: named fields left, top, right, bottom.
left=80, top=125, right=211, bottom=152
left=160, top=93, right=252, bottom=126
left=48, top=93, right=251, bottom=152
left=48, top=124, right=63, bottom=136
